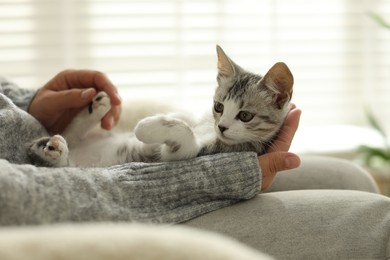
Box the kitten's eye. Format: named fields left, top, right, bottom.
left=214, top=102, right=224, bottom=113
left=237, top=111, right=254, bottom=122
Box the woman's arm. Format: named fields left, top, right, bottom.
left=0, top=77, right=36, bottom=111
left=0, top=152, right=260, bottom=225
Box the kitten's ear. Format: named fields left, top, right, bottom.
left=261, top=62, right=294, bottom=109
left=216, top=45, right=237, bottom=79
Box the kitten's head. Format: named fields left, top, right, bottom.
left=212, top=45, right=294, bottom=147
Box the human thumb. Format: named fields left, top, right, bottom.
left=259, top=152, right=300, bottom=178
left=258, top=152, right=300, bottom=191
left=50, top=88, right=96, bottom=110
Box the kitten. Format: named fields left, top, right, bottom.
left=28, top=46, right=293, bottom=167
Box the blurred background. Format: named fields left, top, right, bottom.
left=1, top=0, right=390, bottom=169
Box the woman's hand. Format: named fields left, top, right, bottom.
left=259, top=104, right=301, bottom=191
left=28, top=70, right=122, bottom=134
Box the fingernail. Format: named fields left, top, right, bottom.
left=81, top=88, right=94, bottom=99
left=107, top=116, right=115, bottom=129
left=285, top=156, right=300, bottom=169
left=115, top=92, right=122, bottom=104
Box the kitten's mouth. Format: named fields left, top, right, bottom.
left=214, top=125, right=242, bottom=145
left=217, top=132, right=239, bottom=145
left=215, top=126, right=234, bottom=143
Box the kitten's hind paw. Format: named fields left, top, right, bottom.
left=43, top=135, right=69, bottom=166
left=28, top=135, right=69, bottom=167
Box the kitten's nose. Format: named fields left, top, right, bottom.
left=218, top=125, right=228, bottom=133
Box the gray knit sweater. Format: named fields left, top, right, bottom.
left=0, top=77, right=261, bottom=225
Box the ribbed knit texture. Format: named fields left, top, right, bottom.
left=0, top=153, right=260, bottom=225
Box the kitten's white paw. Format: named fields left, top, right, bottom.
left=135, top=115, right=165, bottom=144
left=135, top=115, right=187, bottom=144
left=88, top=92, right=111, bottom=119
left=43, top=135, right=69, bottom=165
left=62, top=92, right=112, bottom=146
left=135, top=115, right=199, bottom=161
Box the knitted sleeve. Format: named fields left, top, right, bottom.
left=0, top=77, right=36, bottom=111
left=0, top=152, right=261, bottom=225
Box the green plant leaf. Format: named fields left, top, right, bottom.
left=368, top=12, right=390, bottom=29
left=358, top=145, right=390, bottom=166
left=364, top=107, right=387, bottom=138
left=359, top=145, right=389, bottom=158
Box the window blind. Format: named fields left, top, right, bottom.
left=0, top=0, right=389, bottom=136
